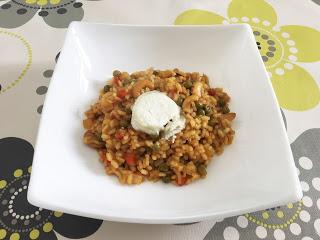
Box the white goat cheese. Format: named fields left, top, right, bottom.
left=131, top=91, right=186, bottom=139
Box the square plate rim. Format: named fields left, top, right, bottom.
left=27, top=22, right=302, bottom=224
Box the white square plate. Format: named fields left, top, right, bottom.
left=28, top=22, right=302, bottom=224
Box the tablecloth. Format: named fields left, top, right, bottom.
left=0, top=0, right=319, bottom=239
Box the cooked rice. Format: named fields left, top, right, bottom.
left=83, top=68, right=236, bottom=186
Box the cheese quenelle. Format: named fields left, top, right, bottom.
left=131, top=91, right=186, bottom=139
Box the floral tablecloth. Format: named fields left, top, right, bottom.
left=0, top=0, right=319, bottom=239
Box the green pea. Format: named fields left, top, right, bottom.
left=123, top=78, right=133, bottom=86
left=222, top=106, right=230, bottom=114
left=113, top=70, right=121, bottom=77
left=162, top=176, right=171, bottom=183
left=145, top=146, right=153, bottom=153
left=158, top=163, right=169, bottom=172
left=202, top=74, right=209, bottom=83
left=150, top=134, right=160, bottom=140
left=195, top=102, right=203, bottom=110
left=103, top=85, right=111, bottom=93
left=217, top=99, right=226, bottom=107
left=197, top=164, right=207, bottom=177
left=95, top=133, right=103, bottom=142
left=154, top=159, right=164, bottom=168
left=180, top=158, right=189, bottom=165
left=184, top=80, right=193, bottom=89
left=152, top=142, right=160, bottom=151
left=136, top=147, right=146, bottom=155
left=166, top=170, right=174, bottom=177
left=209, top=118, right=218, bottom=127
left=119, top=120, right=129, bottom=128
left=203, top=105, right=212, bottom=115
left=174, top=68, right=183, bottom=77
left=176, top=96, right=184, bottom=107
left=195, top=161, right=201, bottom=167
left=125, top=108, right=132, bottom=114
left=197, top=108, right=206, bottom=116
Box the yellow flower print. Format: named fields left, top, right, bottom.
left=0, top=137, right=103, bottom=239
left=25, top=0, right=61, bottom=6
left=0, top=0, right=84, bottom=28
left=175, top=0, right=320, bottom=111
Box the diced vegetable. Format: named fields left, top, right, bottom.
left=115, top=130, right=125, bottom=140
left=113, top=76, right=121, bottom=86
left=197, top=164, right=207, bottom=177
left=176, top=176, right=187, bottom=186
left=103, top=85, right=111, bottom=93
left=168, top=89, right=176, bottom=99
left=117, top=88, right=126, bottom=99
left=125, top=152, right=137, bottom=166
left=208, top=88, right=216, bottom=96
left=184, top=80, right=193, bottom=89
left=113, top=70, right=121, bottom=77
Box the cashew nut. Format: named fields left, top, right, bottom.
left=100, top=93, right=114, bottom=112
left=182, top=95, right=199, bottom=112
left=159, top=70, right=175, bottom=78
left=83, top=118, right=94, bottom=129
left=221, top=112, right=236, bottom=121
left=83, top=130, right=104, bottom=149
left=191, top=72, right=200, bottom=81
left=132, top=79, right=154, bottom=98
left=192, top=82, right=203, bottom=96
